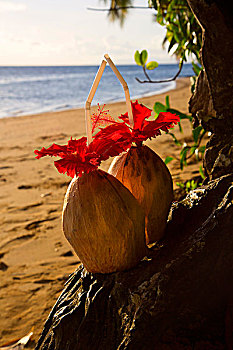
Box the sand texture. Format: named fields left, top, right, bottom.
left=0, top=78, right=206, bottom=347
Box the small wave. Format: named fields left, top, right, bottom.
left=0, top=72, right=90, bottom=86
left=54, top=104, right=73, bottom=110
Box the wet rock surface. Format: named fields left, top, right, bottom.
left=35, top=174, right=233, bottom=350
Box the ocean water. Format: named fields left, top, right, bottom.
left=0, top=64, right=194, bottom=118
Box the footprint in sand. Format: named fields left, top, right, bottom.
left=0, top=166, right=13, bottom=170
left=61, top=250, right=74, bottom=257
left=17, top=184, right=33, bottom=189
left=25, top=216, right=58, bottom=230
left=37, top=132, right=68, bottom=142
left=1, top=234, right=35, bottom=250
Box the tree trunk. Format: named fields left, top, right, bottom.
left=188, top=0, right=233, bottom=180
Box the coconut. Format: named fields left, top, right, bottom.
left=108, top=145, right=173, bottom=245
left=62, top=169, right=147, bottom=274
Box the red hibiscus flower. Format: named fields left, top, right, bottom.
left=34, top=134, right=129, bottom=178
left=35, top=137, right=101, bottom=178
left=94, top=100, right=180, bottom=147
left=35, top=101, right=179, bottom=178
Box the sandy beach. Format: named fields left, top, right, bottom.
left=0, top=77, right=205, bottom=348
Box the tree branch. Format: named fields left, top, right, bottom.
left=136, top=59, right=184, bottom=84
left=185, top=130, right=206, bottom=161
left=87, top=6, right=152, bottom=12
left=87, top=6, right=188, bottom=12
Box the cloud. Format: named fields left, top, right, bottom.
left=0, top=1, right=26, bottom=13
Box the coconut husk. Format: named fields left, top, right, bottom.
left=62, top=169, right=147, bottom=274
left=108, top=145, right=173, bottom=245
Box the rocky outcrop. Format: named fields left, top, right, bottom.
left=35, top=174, right=233, bottom=350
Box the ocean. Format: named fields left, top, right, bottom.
left=0, top=64, right=194, bottom=118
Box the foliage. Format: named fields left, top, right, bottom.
left=134, top=50, right=158, bottom=70
left=154, top=95, right=206, bottom=173
left=133, top=52, right=205, bottom=178
left=100, top=0, right=134, bottom=26
left=176, top=178, right=203, bottom=194
left=101, top=0, right=202, bottom=64
left=133, top=1, right=202, bottom=81
left=151, top=0, right=202, bottom=63
left=134, top=49, right=162, bottom=83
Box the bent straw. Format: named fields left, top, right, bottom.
left=85, top=59, right=107, bottom=144
left=104, top=54, right=134, bottom=128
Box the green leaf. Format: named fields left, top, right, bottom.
left=134, top=50, right=142, bottom=66
left=146, top=61, right=159, bottom=70
left=177, top=121, right=183, bottom=133
left=192, top=125, right=203, bottom=144
left=173, top=27, right=182, bottom=44
left=199, top=145, right=206, bottom=154
left=180, top=147, right=189, bottom=170
left=168, top=36, right=176, bottom=53
left=165, top=95, right=170, bottom=109
left=176, top=182, right=185, bottom=189
left=140, top=50, right=148, bottom=66
left=192, top=61, right=202, bottom=76
left=166, top=29, right=173, bottom=42
left=167, top=108, right=193, bottom=121
left=167, top=132, right=181, bottom=146
left=164, top=156, right=174, bottom=165
left=190, top=146, right=197, bottom=155
left=153, top=102, right=167, bottom=115
left=199, top=165, right=205, bottom=180
left=156, top=7, right=164, bottom=25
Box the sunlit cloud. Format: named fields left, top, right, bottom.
left=0, top=1, right=26, bottom=13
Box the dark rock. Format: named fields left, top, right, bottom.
left=0, top=261, right=8, bottom=271
left=35, top=174, right=233, bottom=350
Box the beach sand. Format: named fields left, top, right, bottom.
left=0, top=77, right=206, bottom=347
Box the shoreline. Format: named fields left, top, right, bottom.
left=0, top=77, right=187, bottom=123
left=0, top=80, right=177, bottom=120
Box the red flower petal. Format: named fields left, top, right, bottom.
left=93, top=123, right=132, bottom=159
left=119, top=100, right=152, bottom=129
left=67, top=137, right=87, bottom=153
left=35, top=136, right=102, bottom=178
left=34, top=143, right=68, bottom=159
left=154, top=111, right=180, bottom=128
left=54, top=155, right=99, bottom=178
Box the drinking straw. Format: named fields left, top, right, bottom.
left=104, top=54, right=134, bottom=128
left=85, top=59, right=107, bottom=144
left=85, top=54, right=134, bottom=145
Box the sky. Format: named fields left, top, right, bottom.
left=0, top=0, right=179, bottom=66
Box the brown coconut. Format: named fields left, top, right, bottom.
left=108, top=145, right=173, bottom=245
left=62, top=169, right=147, bottom=274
